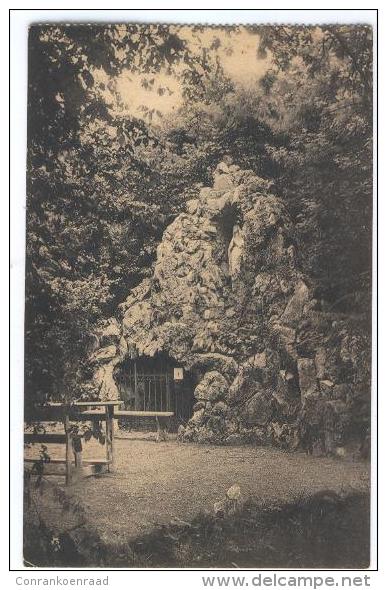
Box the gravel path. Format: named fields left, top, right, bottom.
left=26, top=438, right=369, bottom=543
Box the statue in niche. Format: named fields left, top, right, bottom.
left=228, top=224, right=244, bottom=278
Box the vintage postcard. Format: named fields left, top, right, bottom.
left=23, top=21, right=373, bottom=569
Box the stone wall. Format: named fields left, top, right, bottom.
left=88, top=162, right=371, bottom=455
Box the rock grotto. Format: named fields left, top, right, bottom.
left=87, top=161, right=371, bottom=453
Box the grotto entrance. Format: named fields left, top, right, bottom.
left=115, top=353, right=195, bottom=428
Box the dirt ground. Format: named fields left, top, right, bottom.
left=25, top=435, right=370, bottom=545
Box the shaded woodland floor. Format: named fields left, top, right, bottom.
left=24, top=438, right=370, bottom=568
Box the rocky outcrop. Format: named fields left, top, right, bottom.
left=88, top=161, right=371, bottom=454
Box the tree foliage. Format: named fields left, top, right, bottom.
left=25, top=24, right=373, bottom=403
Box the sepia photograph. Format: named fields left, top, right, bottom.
left=22, top=18, right=373, bottom=569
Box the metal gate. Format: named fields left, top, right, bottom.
left=115, top=356, right=194, bottom=424
left=119, top=370, right=172, bottom=412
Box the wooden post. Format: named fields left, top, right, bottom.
left=109, top=405, right=115, bottom=469
left=64, top=413, right=72, bottom=485
left=105, top=404, right=115, bottom=471
left=155, top=415, right=160, bottom=442
left=73, top=436, right=83, bottom=471
left=105, top=405, right=111, bottom=471
left=155, top=415, right=167, bottom=442
left=72, top=457, right=83, bottom=482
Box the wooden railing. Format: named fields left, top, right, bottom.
left=24, top=402, right=174, bottom=484
left=24, top=401, right=122, bottom=484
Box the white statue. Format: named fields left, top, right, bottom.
left=228, top=224, right=244, bottom=278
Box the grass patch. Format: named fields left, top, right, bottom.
left=24, top=489, right=369, bottom=568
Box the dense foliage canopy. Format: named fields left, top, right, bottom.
left=26, top=24, right=372, bottom=403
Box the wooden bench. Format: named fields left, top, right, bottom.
left=24, top=457, right=110, bottom=477
left=24, top=402, right=174, bottom=484
left=78, top=408, right=174, bottom=438
left=114, top=411, right=174, bottom=417
left=24, top=401, right=122, bottom=484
